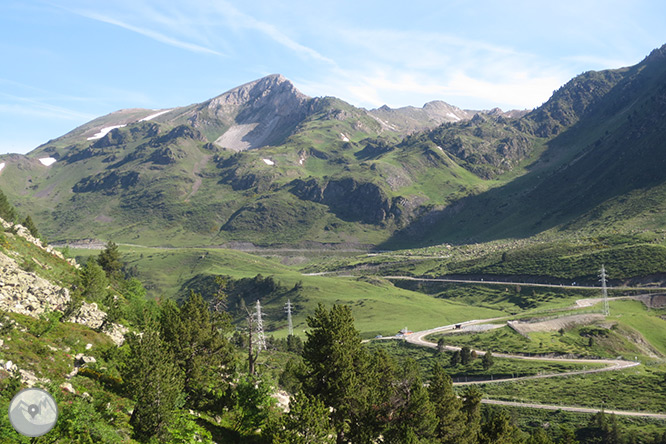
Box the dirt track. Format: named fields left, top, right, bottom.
left=481, top=399, right=666, bottom=419
left=383, top=319, right=666, bottom=419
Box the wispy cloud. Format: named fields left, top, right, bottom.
left=0, top=92, right=96, bottom=121
left=69, top=9, right=224, bottom=56
left=67, top=1, right=333, bottom=65
left=208, top=1, right=336, bottom=65
left=294, top=27, right=568, bottom=110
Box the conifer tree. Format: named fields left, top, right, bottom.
left=461, top=346, right=473, bottom=365
left=301, top=304, right=370, bottom=443
left=479, top=410, right=522, bottom=444
left=429, top=363, right=467, bottom=444
left=97, top=241, right=123, bottom=279
left=461, top=386, right=483, bottom=442
left=122, top=323, right=183, bottom=442
left=450, top=350, right=461, bottom=366
left=0, top=188, right=17, bottom=222
left=21, top=215, right=39, bottom=238
left=382, top=359, right=437, bottom=443
left=526, top=429, right=556, bottom=444
left=80, top=258, right=109, bottom=302
left=482, top=350, right=494, bottom=370
left=160, top=291, right=234, bottom=410
left=266, top=391, right=335, bottom=443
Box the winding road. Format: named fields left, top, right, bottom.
left=384, top=275, right=666, bottom=292
left=386, top=318, right=665, bottom=419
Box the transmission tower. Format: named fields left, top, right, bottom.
left=255, top=300, right=267, bottom=351
left=285, top=299, right=294, bottom=336
left=600, top=265, right=610, bottom=316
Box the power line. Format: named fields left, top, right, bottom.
left=285, top=299, right=293, bottom=336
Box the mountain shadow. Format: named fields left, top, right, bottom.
left=380, top=45, right=666, bottom=248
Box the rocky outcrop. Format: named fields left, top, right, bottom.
left=68, top=302, right=128, bottom=345
left=0, top=251, right=70, bottom=315
left=0, top=218, right=70, bottom=264
left=0, top=250, right=127, bottom=345
left=205, top=75, right=312, bottom=151
left=72, top=170, right=140, bottom=194
left=290, top=177, right=402, bottom=225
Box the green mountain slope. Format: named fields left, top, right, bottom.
left=2, top=45, right=666, bottom=250
left=0, top=76, right=520, bottom=247
left=386, top=44, right=666, bottom=246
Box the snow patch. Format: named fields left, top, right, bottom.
left=446, top=112, right=461, bottom=121
left=139, top=109, right=172, bottom=122
left=87, top=125, right=126, bottom=140
left=262, top=158, right=275, bottom=166
left=340, top=133, right=350, bottom=142
left=38, top=157, right=57, bottom=166
left=436, top=145, right=443, bottom=151
left=0, top=162, right=5, bottom=172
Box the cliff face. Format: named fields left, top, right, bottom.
left=290, top=177, right=402, bottom=225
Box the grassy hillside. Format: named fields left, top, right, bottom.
left=81, top=245, right=504, bottom=338
left=385, top=46, right=666, bottom=247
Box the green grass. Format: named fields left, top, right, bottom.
left=363, top=340, right=606, bottom=382
left=480, top=364, right=666, bottom=413
left=104, top=245, right=506, bottom=337
left=609, top=300, right=666, bottom=356
left=428, top=323, right=649, bottom=360
left=0, top=230, right=79, bottom=288
left=0, top=312, right=114, bottom=382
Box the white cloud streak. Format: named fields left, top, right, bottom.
left=0, top=93, right=96, bottom=120
left=71, top=9, right=224, bottom=56
left=208, top=1, right=337, bottom=65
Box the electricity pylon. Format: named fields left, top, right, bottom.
left=600, top=265, right=610, bottom=316
left=285, top=299, right=293, bottom=336
left=255, top=300, right=267, bottom=351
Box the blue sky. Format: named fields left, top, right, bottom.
left=1, top=0, right=665, bottom=154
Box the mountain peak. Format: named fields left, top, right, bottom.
left=210, top=74, right=309, bottom=108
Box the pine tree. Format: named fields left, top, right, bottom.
left=557, top=426, right=579, bottom=444
left=228, top=376, right=275, bottom=434
left=160, top=291, right=234, bottom=410
left=301, top=304, right=370, bottom=443
left=382, top=359, right=437, bottom=443
left=461, top=346, right=473, bottom=365
left=429, top=363, right=467, bottom=444
left=479, top=410, right=522, bottom=444
left=482, top=351, right=494, bottom=370
left=80, top=258, right=109, bottom=302
left=450, top=350, right=461, bottom=366
left=122, top=324, right=183, bottom=442
left=0, top=189, right=17, bottom=222
left=266, top=391, right=335, bottom=444
left=437, top=337, right=446, bottom=353
left=97, top=241, right=123, bottom=279
left=21, top=215, right=39, bottom=238
left=461, top=386, right=483, bottom=442
left=526, top=429, right=555, bottom=444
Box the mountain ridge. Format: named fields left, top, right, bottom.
left=1, top=45, right=666, bottom=249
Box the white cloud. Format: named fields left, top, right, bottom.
left=208, top=1, right=336, bottom=65
left=70, top=9, right=223, bottom=56
left=295, top=27, right=571, bottom=110
left=0, top=96, right=96, bottom=121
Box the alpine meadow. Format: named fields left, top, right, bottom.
left=3, top=40, right=666, bottom=443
